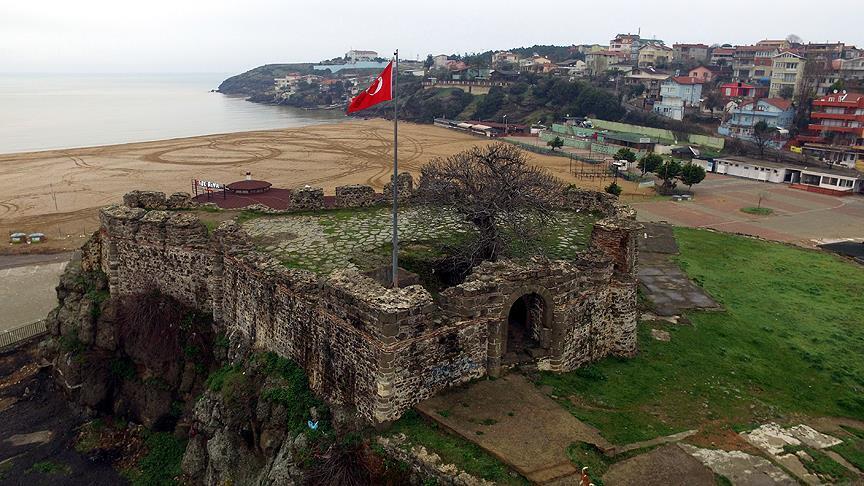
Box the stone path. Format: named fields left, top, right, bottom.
left=243, top=207, right=595, bottom=274
left=637, top=223, right=721, bottom=316
left=607, top=429, right=698, bottom=455
left=679, top=444, right=797, bottom=485
left=415, top=373, right=611, bottom=484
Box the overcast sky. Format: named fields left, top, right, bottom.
left=2, top=0, right=862, bottom=74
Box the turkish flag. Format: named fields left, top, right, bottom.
left=347, top=62, right=393, bottom=113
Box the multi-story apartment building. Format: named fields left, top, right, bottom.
left=673, top=44, right=710, bottom=64
left=732, top=45, right=778, bottom=85
left=609, top=33, right=640, bottom=64
left=836, top=56, right=864, bottom=84
left=769, top=51, right=806, bottom=98
left=638, top=43, right=673, bottom=68
left=797, top=91, right=864, bottom=169
left=710, top=47, right=736, bottom=66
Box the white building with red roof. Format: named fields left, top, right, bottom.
left=653, top=76, right=705, bottom=120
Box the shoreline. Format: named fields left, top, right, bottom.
left=0, top=119, right=652, bottom=256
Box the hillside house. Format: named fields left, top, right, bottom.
left=718, top=98, right=794, bottom=146
left=674, top=44, right=710, bottom=63
left=653, top=76, right=704, bottom=120
left=689, top=65, right=719, bottom=83
left=625, top=67, right=671, bottom=100
left=638, top=43, right=673, bottom=68
left=719, top=82, right=768, bottom=99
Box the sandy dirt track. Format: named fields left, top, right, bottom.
left=0, top=119, right=646, bottom=253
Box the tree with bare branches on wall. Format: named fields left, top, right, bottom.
left=416, top=143, right=563, bottom=264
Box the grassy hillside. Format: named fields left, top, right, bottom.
left=541, top=228, right=864, bottom=444
left=217, top=63, right=315, bottom=96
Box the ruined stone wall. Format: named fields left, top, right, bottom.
left=99, top=206, right=218, bottom=312
left=95, top=187, right=640, bottom=424
left=335, top=184, right=377, bottom=208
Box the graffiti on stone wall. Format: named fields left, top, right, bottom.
left=428, top=356, right=481, bottom=387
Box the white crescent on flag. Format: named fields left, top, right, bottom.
left=367, top=77, right=384, bottom=96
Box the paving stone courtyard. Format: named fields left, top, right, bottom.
left=242, top=206, right=596, bottom=274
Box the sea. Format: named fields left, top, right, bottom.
left=0, top=73, right=347, bottom=154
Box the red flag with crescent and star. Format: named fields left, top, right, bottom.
left=347, top=61, right=393, bottom=113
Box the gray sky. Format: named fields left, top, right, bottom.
left=2, top=0, right=862, bottom=73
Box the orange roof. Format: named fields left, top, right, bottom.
left=761, top=98, right=793, bottom=110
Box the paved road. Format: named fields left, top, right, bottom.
left=0, top=252, right=72, bottom=331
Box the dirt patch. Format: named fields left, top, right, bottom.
left=0, top=343, right=124, bottom=485
left=602, top=444, right=716, bottom=486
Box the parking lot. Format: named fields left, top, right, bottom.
left=631, top=174, right=864, bottom=247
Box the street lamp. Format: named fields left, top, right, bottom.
left=502, top=114, right=508, bottom=136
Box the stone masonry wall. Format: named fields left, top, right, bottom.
left=335, top=184, right=377, bottom=208
left=95, top=187, right=639, bottom=424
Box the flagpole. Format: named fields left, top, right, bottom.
left=391, top=50, right=399, bottom=288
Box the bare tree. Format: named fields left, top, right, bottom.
left=416, top=143, right=563, bottom=262
left=752, top=120, right=772, bottom=158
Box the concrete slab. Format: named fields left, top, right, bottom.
left=602, top=444, right=715, bottom=486
left=637, top=223, right=721, bottom=316
left=680, top=444, right=797, bottom=485
left=415, top=373, right=612, bottom=483
left=0, top=258, right=68, bottom=331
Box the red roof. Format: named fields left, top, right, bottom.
left=672, top=76, right=704, bottom=85
left=226, top=180, right=272, bottom=191
left=761, top=98, right=793, bottom=110
left=813, top=92, right=864, bottom=106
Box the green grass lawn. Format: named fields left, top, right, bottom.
left=389, top=411, right=528, bottom=485
left=540, top=228, right=864, bottom=444
left=740, top=206, right=774, bottom=216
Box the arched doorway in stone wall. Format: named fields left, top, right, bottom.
left=504, top=292, right=548, bottom=364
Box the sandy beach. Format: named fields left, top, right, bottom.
left=0, top=119, right=648, bottom=253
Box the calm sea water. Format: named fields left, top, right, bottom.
left=0, top=73, right=347, bottom=154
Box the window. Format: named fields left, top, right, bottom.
left=822, top=176, right=839, bottom=186
left=802, top=174, right=821, bottom=185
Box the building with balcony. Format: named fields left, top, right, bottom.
left=653, top=77, right=704, bottom=121
left=718, top=98, right=794, bottom=146
left=609, top=33, right=640, bottom=64
left=585, top=50, right=630, bottom=75
left=624, top=67, right=671, bottom=100
left=797, top=91, right=864, bottom=169
left=732, top=45, right=778, bottom=86
left=710, top=47, right=736, bottom=66
left=769, top=51, right=806, bottom=98
left=638, top=43, right=673, bottom=68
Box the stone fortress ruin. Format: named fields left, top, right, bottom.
left=94, top=178, right=640, bottom=425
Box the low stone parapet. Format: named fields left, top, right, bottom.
left=291, top=186, right=324, bottom=210
left=335, top=184, right=377, bottom=208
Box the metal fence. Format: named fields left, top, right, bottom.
left=0, top=320, right=48, bottom=350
